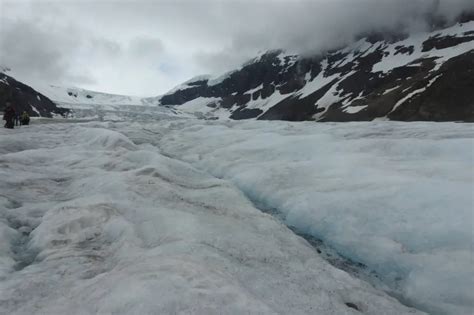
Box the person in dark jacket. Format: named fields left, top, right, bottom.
left=3, top=102, right=15, bottom=129
left=21, top=111, right=30, bottom=126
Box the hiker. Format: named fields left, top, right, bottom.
left=3, top=102, right=15, bottom=129
left=21, top=111, right=30, bottom=126
left=15, top=114, right=20, bottom=126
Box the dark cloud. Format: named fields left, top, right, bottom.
left=191, top=0, right=474, bottom=73
left=1, top=0, right=473, bottom=94
left=0, top=18, right=94, bottom=85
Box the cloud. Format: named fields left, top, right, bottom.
left=0, top=18, right=92, bottom=85
left=192, top=0, right=474, bottom=73
left=1, top=0, right=473, bottom=95
left=128, top=37, right=165, bottom=59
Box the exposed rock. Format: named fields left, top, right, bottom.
left=0, top=73, right=69, bottom=117
left=155, top=15, right=474, bottom=122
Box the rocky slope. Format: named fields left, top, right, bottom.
left=0, top=71, right=69, bottom=118
left=154, top=16, right=474, bottom=122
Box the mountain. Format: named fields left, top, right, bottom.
left=0, top=71, right=69, bottom=118
left=0, top=67, right=147, bottom=107
left=0, top=68, right=165, bottom=119
left=2, top=15, right=473, bottom=122
left=155, top=17, right=474, bottom=122
left=33, top=85, right=144, bottom=107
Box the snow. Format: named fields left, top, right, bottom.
left=430, top=39, right=474, bottom=71
left=372, top=21, right=474, bottom=74
left=183, top=75, right=212, bottom=84
left=0, top=19, right=472, bottom=315
left=207, top=70, right=237, bottom=86
left=390, top=74, right=441, bottom=114
left=0, top=76, right=9, bottom=86
left=382, top=86, right=400, bottom=95
left=343, top=105, right=368, bottom=114
left=207, top=51, right=296, bottom=87
left=313, top=70, right=356, bottom=119
left=38, top=85, right=144, bottom=106
left=296, top=60, right=338, bottom=99
left=163, top=75, right=211, bottom=96
left=176, top=97, right=224, bottom=119
left=434, top=20, right=474, bottom=37
left=245, top=84, right=263, bottom=95
left=245, top=89, right=291, bottom=114
left=360, top=42, right=385, bottom=58
left=277, top=52, right=298, bottom=70
left=428, top=74, right=442, bottom=86
left=295, top=58, right=359, bottom=119
left=30, top=105, right=41, bottom=116
left=64, top=103, right=181, bottom=122
left=371, top=33, right=427, bottom=73
left=153, top=119, right=474, bottom=315
left=340, top=38, right=379, bottom=63
left=1, top=68, right=147, bottom=108
left=390, top=87, right=426, bottom=113
left=0, top=121, right=422, bottom=315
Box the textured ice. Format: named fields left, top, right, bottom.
left=152, top=119, right=474, bottom=315
left=0, top=122, right=421, bottom=314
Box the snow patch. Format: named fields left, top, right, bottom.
left=383, top=86, right=400, bottom=95
left=343, top=105, right=368, bottom=114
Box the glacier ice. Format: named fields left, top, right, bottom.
left=151, top=119, right=474, bottom=315
left=0, top=122, right=422, bottom=314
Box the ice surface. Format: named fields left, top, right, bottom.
left=151, top=119, right=474, bottom=315
left=0, top=122, right=421, bottom=314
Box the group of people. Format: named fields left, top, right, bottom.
left=3, top=102, right=30, bottom=129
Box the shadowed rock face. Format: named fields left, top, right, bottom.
left=156, top=14, right=474, bottom=122
left=0, top=73, right=69, bottom=117
left=388, top=51, right=474, bottom=122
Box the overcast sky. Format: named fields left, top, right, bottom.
left=1, top=0, right=473, bottom=96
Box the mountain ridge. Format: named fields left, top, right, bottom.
left=0, top=73, right=69, bottom=118
left=1, top=14, right=473, bottom=121
left=154, top=17, right=474, bottom=122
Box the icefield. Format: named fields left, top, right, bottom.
left=127, top=119, right=473, bottom=315
left=0, top=118, right=472, bottom=315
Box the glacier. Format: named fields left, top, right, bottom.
left=123, top=119, right=474, bottom=315
left=0, top=116, right=472, bottom=314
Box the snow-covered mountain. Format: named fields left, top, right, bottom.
left=2, top=14, right=473, bottom=122
left=32, top=84, right=144, bottom=107
left=0, top=66, right=145, bottom=108
left=0, top=68, right=178, bottom=120
left=155, top=15, right=474, bottom=122
left=0, top=71, right=68, bottom=118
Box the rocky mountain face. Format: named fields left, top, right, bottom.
left=155, top=16, right=474, bottom=122
left=0, top=72, right=69, bottom=117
